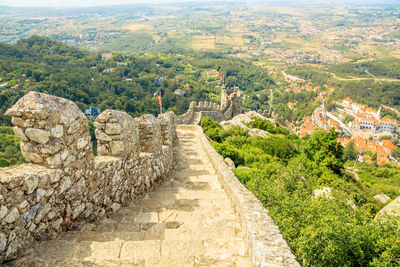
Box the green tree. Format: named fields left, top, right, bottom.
left=344, top=114, right=355, bottom=124
left=391, top=148, right=400, bottom=160
left=343, top=140, right=358, bottom=161
left=302, top=129, right=344, bottom=175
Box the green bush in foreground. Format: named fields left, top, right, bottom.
left=201, top=116, right=400, bottom=267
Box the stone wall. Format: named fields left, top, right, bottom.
left=197, top=111, right=225, bottom=123
left=176, top=87, right=244, bottom=125
left=176, top=101, right=222, bottom=125
left=0, top=92, right=176, bottom=263
left=187, top=124, right=300, bottom=266
left=176, top=101, right=196, bottom=125
left=176, top=99, right=235, bottom=125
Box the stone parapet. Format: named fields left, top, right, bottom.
left=176, top=87, right=243, bottom=125
left=5, top=92, right=93, bottom=169
left=194, top=101, right=221, bottom=112
left=0, top=92, right=176, bottom=263
left=136, top=114, right=162, bottom=154
left=186, top=125, right=300, bottom=267
left=95, top=109, right=139, bottom=158
left=176, top=100, right=225, bottom=125
left=176, top=106, right=194, bottom=125
left=158, top=111, right=176, bottom=146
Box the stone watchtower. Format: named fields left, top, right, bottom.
left=221, top=86, right=243, bottom=120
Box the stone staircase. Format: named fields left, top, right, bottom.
left=8, top=128, right=250, bottom=267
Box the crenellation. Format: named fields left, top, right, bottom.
left=158, top=111, right=176, bottom=146
left=177, top=87, right=244, bottom=125
left=0, top=92, right=177, bottom=263
left=136, top=114, right=162, bottom=154
left=5, top=92, right=93, bottom=169
left=95, top=109, right=139, bottom=158
left=0, top=89, right=298, bottom=266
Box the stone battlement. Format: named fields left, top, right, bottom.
left=194, top=101, right=221, bottom=111
left=0, top=92, right=176, bottom=263
left=177, top=86, right=244, bottom=125
left=1, top=91, right=300, bottom=266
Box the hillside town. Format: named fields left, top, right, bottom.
left=300, top=97, right=400, bottom=166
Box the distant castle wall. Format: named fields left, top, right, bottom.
left=0, top=92, right=176, bottom=263
left=177, top=86, right=244, bottom=125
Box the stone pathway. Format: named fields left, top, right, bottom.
left=9, top=128, right=250, bottom=267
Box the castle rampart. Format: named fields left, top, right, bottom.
left=176, top=86, right=243, bottom=125
left=1, top=91, right=301, bottom=266
left=0, top=92, right=176, bottom=262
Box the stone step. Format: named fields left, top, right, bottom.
left=9, top=127, right=250, bottom=266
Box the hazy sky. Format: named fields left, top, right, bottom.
left=0, top=0, right=206, bottom=7
left=0, top=0, right=395, bottom=7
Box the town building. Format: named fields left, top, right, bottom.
left=300, top=116, right=320, bottom=137
left=84, top=106, right=101, bottom=119
left=377, top=118, right=398, bottom=133
left=101, top=53, right=113, bottom=60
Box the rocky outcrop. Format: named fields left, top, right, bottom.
left=224, top=157, right=236, bottom=169
left=313, top=187, right=332, bottom=199
left=375, top=196, right=400, bottom=221
left=0, top=92, right=176, bottom=263
left=374, top=194, right=391, bottom=205
left=220, top=111, right=273, bottom=137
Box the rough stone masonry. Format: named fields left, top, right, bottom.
left=0, top=92, right=176, bottom=263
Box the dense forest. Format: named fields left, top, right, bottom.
left=201, top=116, right=400, bottom=266
left=0, top=36, right=275, bottom=125
left=0, top=36, right=276, bottom=166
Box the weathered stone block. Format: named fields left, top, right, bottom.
left=110, top=141, right=124, bottom=155
left=0, top=233, right=6, bottom=252
left=12, top=127, right=28, bottom=141
left=95, top=129, right=112, bottom=141
left=46, top=153, right=62, bottom=166
left=105, top=123, right=122, bottom=135
left=51, top=125, right=64, bottom=138
left=3, top=208, right=20, bottom=224
left=0, top=206, right=8, bottom=220
left=25, top=128, right=50, bottom=144
left=24, top=175, right=38, bottom=194
left=20, top=143, right=43, bottom=164
left=77, top=137, right=89, bottom=149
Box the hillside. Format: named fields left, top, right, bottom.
left=201, top=115, right=400, bottom=266
left=0, top=36, right=277, bottom=167
left=0, top=36, right=277, bottom=124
